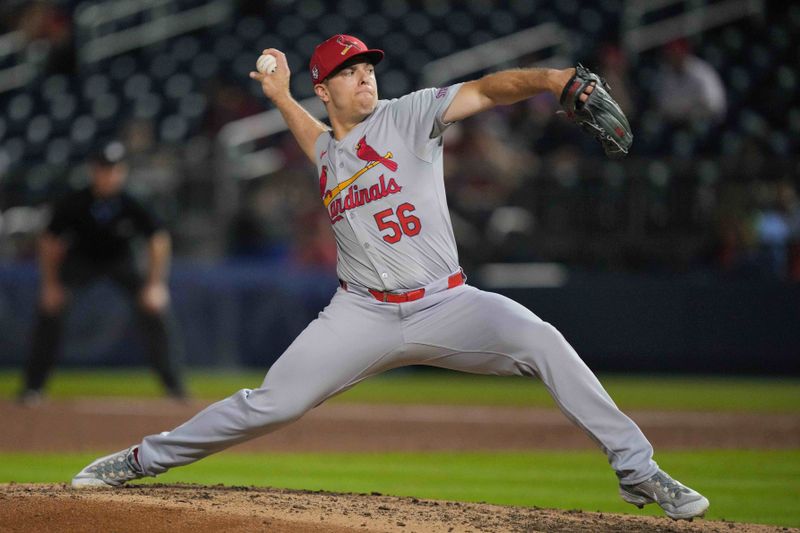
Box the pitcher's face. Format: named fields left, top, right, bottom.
left=316, top=60, right=378, bottom=119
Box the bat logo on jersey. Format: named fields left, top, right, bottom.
left=322, top=136, right=399, bottom=208
left=321, top=135, right=403, bottom=224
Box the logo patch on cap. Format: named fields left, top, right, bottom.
left=309, top=34, right=383, bottom=87
left=336, top=35, right=360, bottom=55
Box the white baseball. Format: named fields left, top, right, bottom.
left=256, top=54, right=277, bottom=74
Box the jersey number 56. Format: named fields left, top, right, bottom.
left=373, top=203, right=421, bottom=244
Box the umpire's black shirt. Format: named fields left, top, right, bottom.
left=48, top=188, right=161, bottom=264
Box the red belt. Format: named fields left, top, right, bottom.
left=340, top=271, right=465, bottom=303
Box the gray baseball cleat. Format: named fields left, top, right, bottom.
left=619, top=469, right=709, bottom=520
left=71, top=446, right=144, bottom=488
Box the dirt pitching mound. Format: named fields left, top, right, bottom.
left=0, top=484, right=790, bottom=533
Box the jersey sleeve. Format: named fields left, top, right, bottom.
left=314, top=130, right=332, bottom=167
left=388, top=83, right=464, bottom=161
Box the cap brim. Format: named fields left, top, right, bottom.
left=320, top=49, right=384, bottom=84
left=358, top=49, right=384, bottom=65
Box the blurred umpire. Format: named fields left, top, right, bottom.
left=18, top=140, right=186, bottom=404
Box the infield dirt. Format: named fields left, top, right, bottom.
left=1, top=398, right=798, bottom=532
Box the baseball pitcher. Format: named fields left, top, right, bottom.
left=72, top=34, right=708, bottom=521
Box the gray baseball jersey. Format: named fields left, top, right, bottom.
left=314, top=84, right=462, bottom=291
left=137, top=84, right=659, bottom=486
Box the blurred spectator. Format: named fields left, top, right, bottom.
left=702, top=212, right=759, bottom=278
left=289, top=206, right=337, bottom=269
left=18, top=141, right=186, bottom=405
left=203, top=82, right=263, bottom=136
left=445, top=114, right=531, bottom=217
left=654, top=39, right=727, bottom=125
left=15, top=1, right=75, bottom=75
left=228, top=207, right=276, bottom=259
left=227, top=171, right=302, bottom=261
left=121, top=118, right=182, bottom=222
left=441, top=112, right=544, bottom=265
left=755, top=180, right=800, bottom=280
left=784, top=182, right=800, bottom=282
left=0, top=1, right=794, bottom=280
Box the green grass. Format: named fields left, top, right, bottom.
left=2, top=369, right=799, bottom=526
left=2, top=450, right=798, bottom=527
left=1, top=368, right=799, bottom=412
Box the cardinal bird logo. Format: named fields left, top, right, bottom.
left=321, top=136, right=399, bottom=209
left=356, top=136, right=398, bottom=172
left=319, top=165, right=330, bottom=200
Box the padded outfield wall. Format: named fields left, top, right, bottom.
left=0, top=263, right=797, bottom=375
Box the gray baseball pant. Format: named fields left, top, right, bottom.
left=138, top=280, right=658, bottom=484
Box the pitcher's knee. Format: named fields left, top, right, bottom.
left=272, top=402, right=308, bottom=425
left=240, top=388, right=313, bottom=428
left=510, top=321, right=576, bottom=365
left=511, top=320, right=563, bottom=351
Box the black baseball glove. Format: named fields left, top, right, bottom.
left=559, top=64, right=633, bottom=158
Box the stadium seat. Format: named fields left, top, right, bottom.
left=339, top=0, right=368, bottom=18
left=124, top=73, right=153, bottom=101
left=403, top=12, right=432, bottom=37
left=41, top=74, right=70, bottom=100
left=171, top=36, right=201, bottom=64
left=277, top=15, right=307, bottom=39
left=579, top=8, right=604, bottom=34
left=191, top=53, right=220, bottom=79
left=26, top=115, right=52, bottom=145
left=70, top=115, right=97, bottom=145
left=134, top=94, right=163, bottom=120
left=179, top=93, right=207, bottom=120
left=92, top=93, right=120, bottom=122
left=236, top=17, right=265, bottom=44
left=510, top=0, right=538, bottom=17
left=150, top=54, right=178, bottom=79
left=45, top=137, right=72, bottom=165
left=489, top=11, right=519, bottom=35
left=445, top=11, right=475, bottom=35
left=110, top=55, right=138, bottom=82
left=380, top=70, right=411, bottom=98
left=297, top=0, right=325, bottom=20
left=165, top=74, right=194, bottom=100
left=7, top=93, right=34, bottom=127
left=0, top=0, right=797, bottom=276
left=384, top=0, right=410, bottom=19
left=160, top=115, right=189, bottom=143
left=48, top=93, right=77, bottom=126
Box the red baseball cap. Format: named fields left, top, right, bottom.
left=309, top=34, right=384, bottom=85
